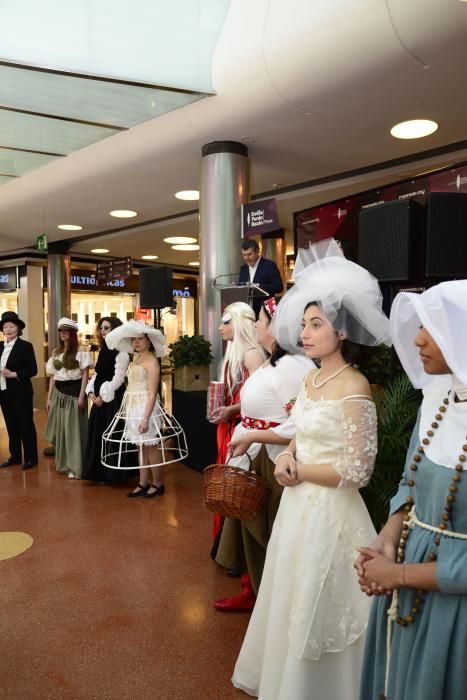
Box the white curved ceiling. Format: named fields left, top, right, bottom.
left=0, top=0, right=466, bottom=267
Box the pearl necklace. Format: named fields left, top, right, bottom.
left=396, top=392, right=467, bottom=628
left=311, top=363, right=351, bottom=389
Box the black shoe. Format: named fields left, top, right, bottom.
left=127, top=484, right=150, bottom=498
left=227, top=568, right=242, bottom=578
left=143, top=484, right=165, bottom=498
left=22, top=462, right=38, bottom=470
left=43, top=446, right=55, bottom=457
left=0, top=458, right=20, bottom=468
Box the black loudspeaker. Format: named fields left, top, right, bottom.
left=426, top=192, right=467, bottom=277
left=358, top=199, right=424, bottom=281
left=139, top=267, right=173, bottom=308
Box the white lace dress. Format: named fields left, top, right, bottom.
left=232, top=390, right=378, bottom=700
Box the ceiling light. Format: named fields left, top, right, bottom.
left=171, top=244, right=200, bottom=251
left=390, top=119, right=438, bottom=139
left=57, top=224, right=82, bottom=231
left=188, top=261, right=200, bottom=266
left=91, top=248, right=110, bottom=254
left=109, top=209, right=138, bottom=218
left=175, top=190, right=199, bottom=201
left=163, top=236, right=197, bottom=244
left=141, top=255, right=158, bottom=260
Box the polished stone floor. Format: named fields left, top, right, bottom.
left=0, top=411, right=249, bottom=699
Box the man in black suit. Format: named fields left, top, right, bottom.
left=238, top=239, right=283, bottom=316
left=0, top=311, right=38, bottom=469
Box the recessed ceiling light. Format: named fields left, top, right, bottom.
left=175, top=190, right=199, bottom=201
left=141, top=255, right=158, bottom=260
left=91, top=248, right=110, bottom=254
left=172, top=244, right=200, bottom=251
left=163, top=236, right=197, bottom=244
left=188, top=261, right=200, bottom=266
left=390, top=119, right=438, bottom=139
left=57, top=224, right=82, bottom=231
left=109, top=209, right=138, bottom=218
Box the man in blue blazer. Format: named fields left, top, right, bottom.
left=238, top=239, right=283, bottom=316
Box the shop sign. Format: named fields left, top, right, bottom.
left=242, top=198, right=279, bottom=237
left=97, top=256, right=132, bottom=282
left=42, top=268, right=197, bottom=297
left=0, top=266, right=18, bottom=290
left=71, top=273, right=126, bottom=289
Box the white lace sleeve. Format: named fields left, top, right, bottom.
left=99, top=352, right=129, bottom=403
left=334, top=399, right=377, bottom=489
left=86, top=373, right=96, bottom=395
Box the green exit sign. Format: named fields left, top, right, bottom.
left=36, top=233, right=48, bottom=251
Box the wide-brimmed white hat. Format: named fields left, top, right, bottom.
left=105, top=319, right=166, bottom=357
left=57, top=317, right=79, bottom=330
left=390, top=279, right=467, bottom=388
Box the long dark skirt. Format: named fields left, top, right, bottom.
left=82, top=388, right=137, bottom=483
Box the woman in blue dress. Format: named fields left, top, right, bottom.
left=357, top=279, right=467, bottom=700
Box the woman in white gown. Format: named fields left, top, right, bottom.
left=232, top=239, right=391, bottom=700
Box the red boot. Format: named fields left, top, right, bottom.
left=213, top=574, right=256, bottom=612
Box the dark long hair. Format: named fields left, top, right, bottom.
left=97, top=316, right=123, bottom=349
left=304, top=301, right=373, bottom=366
left=261, top=300, right=287, bottom=367
left=55, top=328, right=79, bottom=369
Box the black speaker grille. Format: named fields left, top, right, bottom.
left=139, top=267, right=173, bottom=308
left=426, top=193, right=467, bottom=277
left=358, top=200, right=416, bottom=282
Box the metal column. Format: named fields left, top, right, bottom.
left=47, top=243, right=71, bottom=354
left=199, top=141, right=249, bottom=378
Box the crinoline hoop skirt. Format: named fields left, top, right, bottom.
left=101, top=389, right=188, bottom=469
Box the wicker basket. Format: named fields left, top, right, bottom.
left=203, top=456, right=271, bottom=521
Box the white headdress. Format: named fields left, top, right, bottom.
left=390, top=280, right=467, bottom=389
left=105, top=320, right=166, bottom=357
left=273, top=238, right=391, bottom=354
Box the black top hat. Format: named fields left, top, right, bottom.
left=0, top=311, right=25, bottom=331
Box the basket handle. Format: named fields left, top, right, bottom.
left=226, top=452, right=254, bottom=472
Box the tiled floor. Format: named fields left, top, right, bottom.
left=0, top=411, right=249, bottom=699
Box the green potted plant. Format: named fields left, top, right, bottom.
left=169, top=335, right=213, bottom=392
left=361, top=373, right=421, bottom=531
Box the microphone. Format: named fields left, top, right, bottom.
left=212, top=273, right=239, bottom=288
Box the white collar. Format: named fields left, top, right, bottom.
left=4, top=337, right=18, bottom=347
left=420, top=377, right=467, bottom=470
left=452, top=375, right=467, bottom=401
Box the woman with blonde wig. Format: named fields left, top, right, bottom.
left=210, top=302, right=265, bottom=555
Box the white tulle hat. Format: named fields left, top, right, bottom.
left=105, top=320, right=166, bottom=357
left=273, top=238, right=391, bottom=354
left=390, top=280, right=467, bottom=388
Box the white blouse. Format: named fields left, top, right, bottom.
left=229, top=354, right=315, bottom=468
left=0, top=337, right=17, bottom=391
left=46, top=350, right=94, bottom=381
